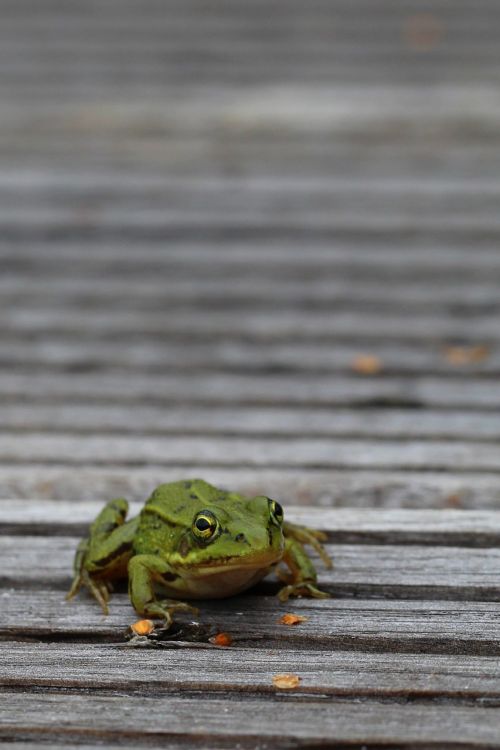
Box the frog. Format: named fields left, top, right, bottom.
left=66, top=479, right=332, bottom=626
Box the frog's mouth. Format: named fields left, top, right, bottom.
left=189, top=548, right=283, bottom=576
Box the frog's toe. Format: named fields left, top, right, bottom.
left=81, top=571, right=111, bottom=614
left=142, top=599, right=199, bottom=627
left=278, top=581, right=330, bottom=602
left=66, top=572, right=83, bottom=601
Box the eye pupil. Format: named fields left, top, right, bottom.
left=196, top=517, right=211, bottom=531
left=268, top=498, right=284, bottom=525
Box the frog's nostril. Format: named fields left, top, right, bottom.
left=235, top=533, right=246, bottom=543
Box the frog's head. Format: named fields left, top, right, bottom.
left=173, top=494, right=285, bottom=574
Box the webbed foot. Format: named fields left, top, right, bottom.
left=278, top=581, right=330, bottom=601
left=141, top=599, right=199, bottom=628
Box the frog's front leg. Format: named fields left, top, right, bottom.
left=277, top=522, right=333, bottom=601
left=66, top=498, right=137, bottom=614
left=128, top=555, right=198, bottom=627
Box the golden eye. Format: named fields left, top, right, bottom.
left=268, top=498, right=284, bottom=526
left=192, top=510, right=219, bottom=541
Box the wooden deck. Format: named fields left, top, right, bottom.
left=4, top=504, right=500, bottom=747
left=2, top=0, right=500, bottom=747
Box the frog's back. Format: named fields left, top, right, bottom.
left=146, top=479, right=224, bottom=514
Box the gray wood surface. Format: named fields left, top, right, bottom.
left=4, top=506, right=500, bottom=747
left=3, top=0, right=500, bottom=746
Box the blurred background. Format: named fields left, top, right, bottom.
left=2, top=0, right=500, bottom=509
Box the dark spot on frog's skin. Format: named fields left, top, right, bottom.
left=183, top=482, right=192, bottom=489
left=162, top=571, right=178, bottom=582
left=190, top=494, right=197, bottom=500
left=267, top=526, right=273, bottom=547
left=93, top=541, right=133, bottom=569
left=175, top=505, right=186, bottom=514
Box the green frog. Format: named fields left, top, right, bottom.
left=66, top=479, right=332, bottom=626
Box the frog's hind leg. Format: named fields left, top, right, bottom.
left=284, top=521, right=333, bottom=570
left=66, top=498, right=138, bottom=614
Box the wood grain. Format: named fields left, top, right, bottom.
left=4, top=589, right=500, bottom=656
left=2, top=466, right=500, bottom=509
left=4, top=642, right=500, bottom=698
left=3, top=404, right=500, bottom=442
left=3, top=0, right=500, bottom=744
left=2, top=691, right=500, bottom=747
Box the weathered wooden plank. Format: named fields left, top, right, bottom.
left=2, top=183, right=500, bottom=221
left=4, top=404, right=500, bottom=442
left=4, top=503, right=500, bottom=545
left=0, top=433, right=498, bottom=473
left=1, top=1, right=497, bottom=26
left=0, top=172, right=499, bottom=195
left=3, top=90, right=500, bottom=145
left=1, top=466, right=499, bottom=508
left=4, top=242, right=500, bottom=270
left=0, top=372, right=499, bottom=410
left=4, top=642, right=500, bottom=698
left=2, top=341, right=499, bottom=377
left=4, top=590, right=500, bottom=656
left=2, top=276, right=500, bottom=316
left=3, top=535, right=500, bottom=600
left=10, top=207, right=500, bottom=228
left=3, top=139, right=499, bottom=181
left=1, top=690, right=499, bottom=747
left=1, top=171, right=500, bottom=199
left=2, top=235, right=500, bottom=270
left=5, top=310, right=500, bottom=348
left=1, top=61, right=496, bottom=85
left=0, top=35, right=495, bottom=60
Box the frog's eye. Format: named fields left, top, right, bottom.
left=268, top=498, right=284, bottom=526
left=192, top=510, right=219, bottom=542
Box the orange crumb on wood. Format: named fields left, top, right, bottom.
left=443, top=345, right=490, bottom=366
left=279, top=613, right=308, bottom=626
left=351, top=354, right=383, bottom=375
left=130, top=619, right=155, bottom=636
left=209, top=632, right=233, bottom=647
left=272, top=673, right=301, bottom=690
